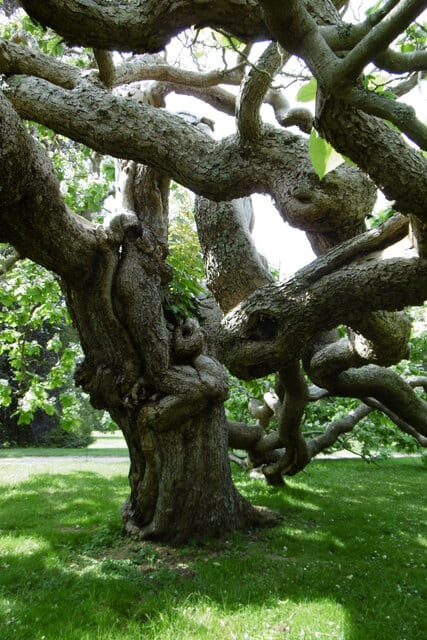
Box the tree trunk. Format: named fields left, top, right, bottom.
left=116, top=402, right=263, bottom=544
left=55, top=149, right=271, bottom=544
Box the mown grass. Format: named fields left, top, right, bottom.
left=0, top=431, right=129, bottom=459
left=0, top=457, right=425, bottom=640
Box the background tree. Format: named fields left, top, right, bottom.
left=0, top=0, right=426, bottom=543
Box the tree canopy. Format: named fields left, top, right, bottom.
left=0, top=0, right=426, bottom=542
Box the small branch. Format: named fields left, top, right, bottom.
left=321, top=0, right=400, bottom=51
left=114, top=57, right=243, bottom=88
left=392, top=72, right=424, bottom=98
left=333, top=0, right=426, bottom=86
left=237, top=42, right=282, bottom=143
left=374, top=49, right=427, bottom=74
left=93, top=49, right=115, bottom=88
left=316, top=365, right=427, bottom=437
left=307, top=403, right=372, bottom=458
left=362, top=396, right=427, bottom=447
left=342, top=85, right=427, bottom=150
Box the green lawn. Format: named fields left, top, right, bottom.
left=0, top=457, right=425, bottom=639
left=0, top=431, right=129, bottom=459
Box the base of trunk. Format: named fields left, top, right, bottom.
left=121, top=401, right=279, bottom=544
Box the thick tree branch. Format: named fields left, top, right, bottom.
left=0, top=38, right=79, bottom=88
left=20, top=0, right=268, bottom=52
left=219, top=256, right=427, bottom=379
left=195, top=197, right=272, bottom=313
left=316, top=93, right=427, bottom=216
left=296, top=213, right=409, bottom=282
left=115, top=58, right=243, bottom=88
left=5, top=74, right=378, bottom=230
left=374, top=49, right=427, bottom=74
left=262, top=363, right=309, bottom=480
left=343, top=85, right=427, bottom=150
left=258, top=1, right=427, bottom=147
left=259, top=0, right=339, bottom=89
left=320, top=0, right=400, bottom=50
left=0, top=92, right=98, bottom=282
left=228, top=421, right=265, bottom=449
left=19, top=0, right=346, bottom=53
left=236, top=42, right=282, bottom=142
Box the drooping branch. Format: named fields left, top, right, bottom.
left=0, top=92, right=98, bottom=283
left=219, top=256, right=427, bottom=379
left=306, top=404, right=372, bottom=458
left=227, top=375, right=427, bottom=481
left=362, top=397, right=427, bottom=447
left=313, top=364, right=427, bottom=437
left=262, top=362, right=310, bottom=481
left=304, top=330, right=427, bottom=437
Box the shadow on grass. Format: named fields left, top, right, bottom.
left=0, top=459, right=425, bottom=639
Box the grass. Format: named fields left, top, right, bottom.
left=0, top=456, right=425, bottom=639
left=0, top=431, right=129, bottom=459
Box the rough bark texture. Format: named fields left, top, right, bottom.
left=0, top=0, right=426, bottom=539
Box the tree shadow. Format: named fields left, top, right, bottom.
left=0, top=459, right=425, bottom=639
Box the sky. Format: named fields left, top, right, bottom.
left=164, top=2, right=427, bottom=275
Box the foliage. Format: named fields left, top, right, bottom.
left=0, top=255, right=100, bottom=446
left=0, top=456, right=425, bottom=639
left=166, top=183, right=207, bottom=319
left=225, top=375, right=276, bottom=426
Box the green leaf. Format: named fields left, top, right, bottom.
left=308, top=130, right=345, bottom=179
left=308, top=130, right=332, bottom=179
left=297, top=77, right=317, bottom=103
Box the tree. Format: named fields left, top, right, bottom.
left=0, top=0, right=426, bottom=543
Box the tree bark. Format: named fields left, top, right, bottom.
left=118, top=402, right=264, bottom=544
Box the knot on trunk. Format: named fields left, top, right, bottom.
left=75, top=360, right=123, bottom=409
left=173, top=318, right=204, bottom=363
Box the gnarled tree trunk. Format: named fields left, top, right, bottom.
left=60, top=157, right=267, bottom=543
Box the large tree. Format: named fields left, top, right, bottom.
left=0, top=0, right=426, bottom=543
